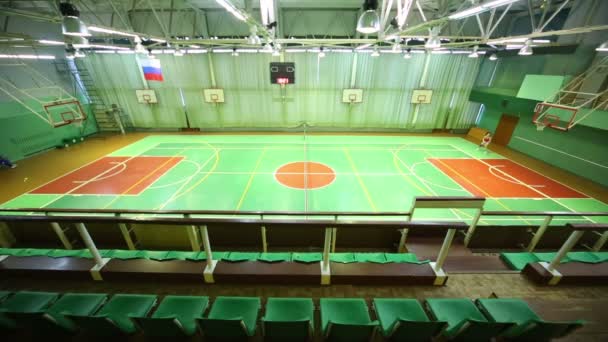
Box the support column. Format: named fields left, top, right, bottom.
left=541, top=230, right=585, bottom=285
left=261, top=226, right=268, bottom=253
left=430, top=228, right=456, bottom=286
left=187, top=225, right=201, bottom=252
left=75, top=223, right=110, bottom=281
left=50, top=222, right=73, bottom=250
left=118, top=223, right=136, bottom=250
left=321, top=227, right=332, bottom=285
left=592, top=231, right=608, bottom=252
left=526, top=215, right=553, bottom=252
left=463, top=209, right=482, bottom=247
left=331, top=228, right=337, bottom=253
left=200, top=225, right=218, bottom=283
left=0, top=222, right=16, bottom=248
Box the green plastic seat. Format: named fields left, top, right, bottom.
left=258, top=252, right=292, bottom=263
left=292, top=252, right=322, bottom=263
left=262, top=298, right=314, bottom=342
left=373, top=298, right=447, bottom=342
left=7, top=293, right=107, bottom=336
left=223, top=252, right=261, bottom=262
left=133, top=295, right=208, bottom=338
left=197, top=296, right=261, bottom=340
left=329, top=253, right=356, bottom=263
left=320, top=298, right=378, bottom=342
left=0, top=291, right=59, bottom=330
left=66, top=294, right=156, bottom=336
left=354, top=253, right=388, bottom=263
left=476, top=298, right=585, bottom=341
left=426, top=298, right=513, bottom=341
left=0, top=292, right=10, bottom=303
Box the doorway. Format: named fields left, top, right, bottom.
left=494, top=114, right=519, bottom=146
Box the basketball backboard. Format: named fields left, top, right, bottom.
left=342, top=89, right=363, bottom=103
left=136, top=89, right=158, bottom=104
left=412, top=89, right=433, bottom=104
left=203, top=89, right=225, bottom=103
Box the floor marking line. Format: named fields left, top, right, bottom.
left=72, top=162, right=127, bottom=184
left=344, top=148, right=378, bottom=212
left=514, top=136, right=608, bottom=169
left=235, top=149, right=267, bottom=211
left=157, top=150, right=218, bottom=209
left=102, top=155, right=185, bottom=209
left=450, top=144, right=595, bottom=224
left=410, top=161, right=469, bottom=192
left=147, top=160, right=200, bottom=190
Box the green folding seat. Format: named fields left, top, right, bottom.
left=262, top=297, right=314, bottom=342
left=7, top=293, right=107, bottom=336
left=133, top=295, right=209, bottom=338
left=197, top=296, right=261, bottom=341
left=373, top=298, right=447, bottom=342
left=320, top=298, right=378, bottom=342
left=426, top=298, right=513, bottom=341
left=66, top=294, right=156, bottom=336
left=0, top=292, right=10, bottom=302
left=476, top=298, right=585, bottom=341
left=0, top=291, right=58, bottom=331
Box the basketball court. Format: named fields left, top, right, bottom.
left=3, top=135, right=605, bottom=226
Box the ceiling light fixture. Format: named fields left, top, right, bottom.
left=596, top=41, right=608, bottom=52
left=318, top=47, right=326, bottom=58
left=489, top=53, right=498, bottom=61
left=174, top=48, right=184, bottom=56
left=518, top=39, right=533, bottom=56
left=38, top=39, right=64, bottom=46
left=371, top=47, right=380, bottom=57
left=232, top=48, right=239, bottom=57
left=356, top=0, right=380, bottom=34
left=60, top=2, right=90, bottom=37
left=449, top=0, right=521, bottom=20
left=216, top=0, right=247, bottom=21
left=403, top=49, right=412, bottom=59
left=468, top=46, right=479, bottom=58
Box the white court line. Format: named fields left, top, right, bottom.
left=514, top=136, right=608, bottom=169
left=151, top=146, right=459, bottom=151
left=38, top=154, right=143, bottom=209
left=450, top=144, right=596, bottom=223
left=488, top=165, right=545, bottom=188
left=72, top=162, right=127, bottom=183
left=184, top=171, right=413, bottom=176
left=147, top=160, right=200, bottom=190
left=411, top=161, right=469, bottom=192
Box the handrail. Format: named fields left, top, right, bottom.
left=0, top=208, right=606, bottom=218
left=0, top=213, right=467, bottom=229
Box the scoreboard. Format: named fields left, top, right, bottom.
left=270, top=62, right=295, bottom=85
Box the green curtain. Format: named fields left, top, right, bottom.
left=83, top=52, right=481, bottom=130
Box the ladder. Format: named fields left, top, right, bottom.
left=72, top=60, right=124, bottom=133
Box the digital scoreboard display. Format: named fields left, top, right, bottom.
left=270, top=62, right=295, bottom=85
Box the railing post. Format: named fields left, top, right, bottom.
left=430, top=228, right=456, bottom=286
left=50, top=222, right=73, bottom=250
left=592, top=231, right=608, bottom=252
left=261, top=226, right=268, bottom=253
left=541, top=229, right=585, bottom=285
left=184, top=214, right=200, bottom=252
left=331, top=228, right=337, bottom=253
left=75, top=222, right=109, bottom=281
left=200, top=225, right=218, bottom=283
left=321, top=227, right=332, bottom=285
left=118, top=223, right=136, bottom=250
left=527, top=215, right=553, bottom=252
left=463, top=209, right=482, bottom=247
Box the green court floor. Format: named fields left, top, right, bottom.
left=1, top=135, right=606, bottom=226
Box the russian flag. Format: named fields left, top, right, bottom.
left=141, top=58, right=163, bottom=81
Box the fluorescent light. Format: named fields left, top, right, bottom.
left=272, top=49, right=281, bottom=57
left=149, top=38, right=166, bottom=43
left=489, top=53, right=498, bottom=60
left=449, top=0, right=521, bottom=20
left=331, top=49, right=353, bottom=53
left=216, top=0, right=246, bottom=21
left=468, top=46, right=479, bottom=58
left=163, top=49, right=176, bottom=54
left=403, top=51, right=412, bottom=59
left=596, top=41, right=608, bottom=52
left=231, top=48, right=239, bottom=56
left=451, top=50, right=471, bottom=54
left=285, top=49, right=307, bottom=53
left=0, top=54, right=55, bottom=59
left=151, top=50, right=163, bottom=54
left=38, top=39, right=64, bottom=45
left=95, top=50, right=115, bottom=54
left=235, top=49, right=258, bottom=53
left=87, top=44, right=130, bottom=50
left=174, top=49, right=184, bottom=56
left=431, top=49, right=451, bottom=54
left=318, top=48, right=326, bottom=58
left=88, top=26, right=139, bottom=38
left=117, top=50, right=135, bottom=54
left=186, top=49, right=207, bottom=54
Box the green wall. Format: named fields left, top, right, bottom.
left=0, top=100, right=97, bottom=162
left=473, top=89, right=608, bottom=187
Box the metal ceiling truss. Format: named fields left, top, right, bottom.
left=0, top=0, right=605, bottom=53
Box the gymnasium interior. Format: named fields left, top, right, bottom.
left=0, top=0, right=607, bottom=340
